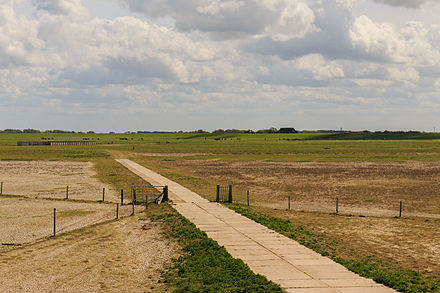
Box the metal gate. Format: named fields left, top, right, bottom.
left=216, top=185, right=232, bottom=203
left=131, top=185, right=168, bottom=204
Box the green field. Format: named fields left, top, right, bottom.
left=1, top=131, right=440, bottom=292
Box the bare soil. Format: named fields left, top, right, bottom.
left=0, top=216, right=179, bottom=292
left=158, top=159, right=440, bottom=216
left=0, top=197, right=141, bottom=249
left=0, top=161, right=118, bottom=202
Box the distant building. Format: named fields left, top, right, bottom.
left=17, top=141, right=97, bottom=146
left=277, top=128, right=298, bottom=134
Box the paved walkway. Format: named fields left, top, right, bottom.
left=116, top=159, right=396, bottom=293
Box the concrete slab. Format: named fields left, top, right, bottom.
left=116, top=159, right=397, bottom=293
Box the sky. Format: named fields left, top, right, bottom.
left=0, top=0, right=439, bottom=132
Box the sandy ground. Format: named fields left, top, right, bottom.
left=0, top=161, right=118, bottom=202
left=159, top=159, right=440, bottom=217
left=0, top=197, right=142, bottom=249
left=0, top=216, right=179, bottom=293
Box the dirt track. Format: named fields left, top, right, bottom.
left=0, top=216, right=178, bottom=293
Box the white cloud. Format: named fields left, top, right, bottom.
left=373, top=0, right=432, bottom=8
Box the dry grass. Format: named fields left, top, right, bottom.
left=151, top=159, right=440, bottom=216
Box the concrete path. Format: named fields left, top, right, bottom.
left=117, top=159, right=396, bottom=293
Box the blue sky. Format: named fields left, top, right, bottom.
left=1, top=0, right=439, bottom=132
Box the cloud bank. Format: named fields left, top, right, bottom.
left=0, top=0, right=439, bottom=131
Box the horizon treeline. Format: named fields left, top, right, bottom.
left=0, top=128, right=428, bottom=134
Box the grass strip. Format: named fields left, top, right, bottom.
left=147, top=204, right=282, bottom=293
left=226, top=204, right=440, bottom=293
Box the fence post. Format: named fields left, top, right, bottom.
left=116, top=203, right=119, bottom=219
left=163, top=186, right=169, bottom=202
left=145, top=194, right=148, bottom=210
left=102, top=188, right=105, bottom=202
left=228, top=185, right=232, bottom=203
left=399, top=201, right=402, bottom=218
left=132, top=198, right=135, bottom=216
left=133, top=189, right=136, bottom=204
left=1, top=182, right=3, bottom=195
left=247, top=190, right=250, bottom=206
left=216, top=185, right=220, bottom=202
left=66, top=186, right=69, bottom=200
left=53, top=208, right=56, bottom=237
left=288, top=196, right=291, bottom=210
left=121, top=189, right=124, bottom=205
left=336, top=198, right=339, bottom=214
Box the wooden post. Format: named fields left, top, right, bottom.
left=228, top=185, right=232, bottom=203
left=133, top=189, right=136, bottom=204
left=1, top=182, right=3, bottom=195
left=66, top=186, right=69, bottom=200
left=132, top=200, right=135, bottom=216
left=145, top=194, right=148, bottom=210
left=102, top=188, right=105, bottom=202
left=53, top=208, right=56, bottom=237
left=288, top=196, right=291, bottom=210
left=247, top=190, right=250, bottom=206
left=161, top=186, right=169, bottom=202
left=399, top=201, right=402, bottom=218
left=121, top=189, right=124, bottom=205
left=216, top=185, right=220, bottom=202
left=116, top=203, right=119, bottom=219
left=336, top=198, right=339, bottom=214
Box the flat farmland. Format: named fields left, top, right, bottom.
left=140, top=158, right=440, bottom=217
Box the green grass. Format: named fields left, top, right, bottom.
left=147, top=204, right=282, bottom=293
left=226, top=204, right=440, bottom=293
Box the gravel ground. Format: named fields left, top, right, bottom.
left=0, top=161, right=118, bottom=202
left=0, top=197, right=143, bottom=249
left=0, top=216, right=179, bottom=292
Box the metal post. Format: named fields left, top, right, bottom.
left=132, top=200, right=135, bottom=216
left=216, top=185, right=220, bottom=202
left=53, top=208, right=56, bottom=237
left=288, top=196, right=291, bottom=210
left=102, top=188, right=105, bottom=202
left=133, top=189, right=136, bottom=204
left=116, top=203, right=119, bottom=219
left=228, top=185, right=232, bottom=203
left=336, top=198, right=339, bottom=214
left=145, top=194, right=148, bottom=210
left=1, top=182, right=3, bottom=195
left=399, top=201, right=402, bottom=218
left=247, top=190, right=250, bottom=206
left=66, top=186, right=69, bottom=200
left=121, top=189, right=124, bottom=205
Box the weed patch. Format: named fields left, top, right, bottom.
left=147, top=204, right=282, bottom=293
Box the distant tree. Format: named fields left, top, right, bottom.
left=23, top=128, right=41, bottom=133
left=4, top=129, right=22, bottom=133
left=212, top=129, right=225, bottom=134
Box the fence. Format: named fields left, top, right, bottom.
left=216, top=185, right=232, bottom=203
left=131, top=185, right=168, bottom=205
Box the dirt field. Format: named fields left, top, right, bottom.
left=157, top=159, right=440, bottom=216
left=0, top=161, right=118, bottom=202
left=0, top=197, right=140, bottom=250
left=0, top=216, right=179, bottom=292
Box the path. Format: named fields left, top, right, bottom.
left=117, top=159, right=397, bottom=293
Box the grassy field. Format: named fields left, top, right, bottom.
left=1, top=132, right=440, bottom=292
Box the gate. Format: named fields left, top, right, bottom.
left=131, top=185, right=168, bottom=204
left=216, top=185, right=232, bottom=203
